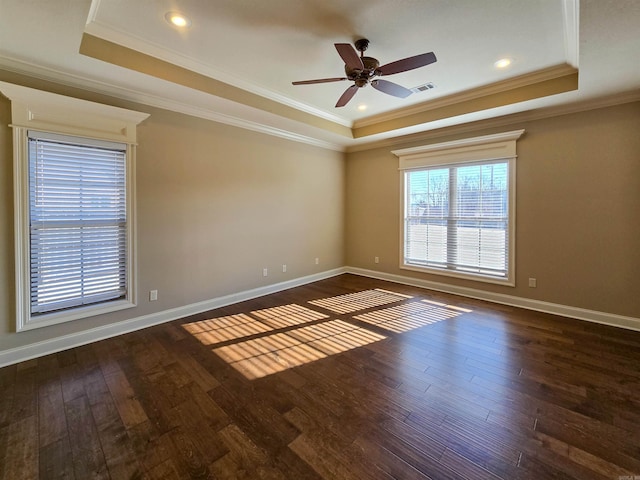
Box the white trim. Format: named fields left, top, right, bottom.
left=0, top=56, right=347, bottom=152
left=562, top=0, right=579, bottom=68
left=0, top=268, right=346, bottom=368
left=395, top=131, right=522, bottom=285
left=2, top=54, right=637, bottom=154
left=346, top=267, right=640, bottom=332
left=353, top=64, right=577, bottom=129
left=181, top=103, right=346, bottom=152
left=13, top=127, right=30, bottom=329
left=0, top=81, right=149, bottom=143
left=85, top=0, right=102, bottom=25
left=1, top=82, right=147, bottom=331
left=399, top=264, right=513, bottom=287
left=2, top=265, right=638, bottom=367
left=393, top=129, right=525, bottom=169
left=346, top=90, right=640, bottom=153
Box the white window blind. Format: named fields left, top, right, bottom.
left=404, top=160, right=509, bottom=279
left=28, top=131, right=128, bottom=315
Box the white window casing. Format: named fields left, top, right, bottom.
left=393, top=130, right=524, bottom=286
left=0, top=81, right=149, bottom=331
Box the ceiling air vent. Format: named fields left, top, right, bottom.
left=411, top=82, right=436, bottom=94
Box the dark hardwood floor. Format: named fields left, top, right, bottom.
left=2, top=274, right=640, bottom=479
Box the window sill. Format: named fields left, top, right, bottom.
left=17, top=299, right=136, bottom=332
left=400, top=263, right=515, bottom=287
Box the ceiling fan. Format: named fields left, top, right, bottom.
left=292, top=38, right=437, bottom=108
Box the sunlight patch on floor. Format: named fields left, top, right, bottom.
left=251, top=303, right=329, bottom=328
left=212, top=320, right=386, bottom=379
left=182, top=313, right=274, bottom=345
left=182, top=304, right=327, bottom=346
left=308, top=288, right=412, bottom=314
left=354, top=300, right=471, bottom=333
left=180, top=289, right=465, bottom=380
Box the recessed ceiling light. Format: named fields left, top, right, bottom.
left=494, top=58, right=512, bottom=69
left=165, top=11, right=191, bottom=28
left=357, top=104, right=367, bottom=111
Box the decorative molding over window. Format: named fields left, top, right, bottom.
left=393, top=129, right=525, bottom=170
left=0, top=81, right=149, bottom=332
left=0, top=81, right=148, bottom=143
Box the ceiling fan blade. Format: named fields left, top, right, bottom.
left=371, top=79, right=413, bottom=98
left=335, top=85, right=358, bottom=108
left=377, top=52, right=437, bottom=76
left=335, top=43, right=364, bottom=71
left=292, top=77, right=348, bottom=85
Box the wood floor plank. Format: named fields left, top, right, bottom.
left=171, top=349, right=220, bottom=392
left=59, top=360, right=87, bottom=404
left=210, top=382, right=300, bottom=456
left=98, top=420, right=147, bottom=480
left=351, top=433, right=435, bottom=480
left=38, top=377, right=68, bottom=448
left=2, top=415, right=38, bottom=480
left=166, top=427, right=215, bottom=480
left=214, top=424, right=287, bottom=479
left=288, top=433, right=381, bottom=480
left=0, top=379, right=15, bottom=429
left=64, top=395, right=109, bottom=480
left=1, top=274, right=639, bottom=479
left=530, top=430, right=634, bottom=479
left=165, top=399, right=228, bottom=465
left=10, top=362, right=37, bottom=421
left=145, top=460, right=181, bottom=480
left=126, top=421, right=176, bottom=473
left=358, top=422, right=465, bottom=480
left=102, top=368, right=149, bottom=430
left=38, top=437, right=75, bottom=480
left=438, top=447, right=504, bottom=480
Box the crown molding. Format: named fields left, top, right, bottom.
left=346, top=89, right=640, bottom=153
left=0, top=56, right=345, bottom=152
left=353, top=64, right=578, bottom=129
left=3, top=52, right=637, bottom=157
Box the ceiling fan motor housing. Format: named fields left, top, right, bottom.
left=345, top=56, right=381, bottom=87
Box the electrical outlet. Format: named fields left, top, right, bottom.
left=263, top=268, right=268, bottom=277
left=528, top=278, right=537, bottom=288
left=315, top=257, right=319, bottom=265
left=374, top=256, right=380, bottom=264
left=282, top=264, right=287, bottom=273
left=149, top=290, right=158, bottom=301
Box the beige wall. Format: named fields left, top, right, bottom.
left=0, top=73, right=345, bottom=351
left=346, top=102, right=640, bottom=318
left=1, top=70, right=639, bottom=358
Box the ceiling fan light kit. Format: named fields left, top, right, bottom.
left=292, top=38, right=437, bottom=108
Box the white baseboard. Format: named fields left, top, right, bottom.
left=3, top=266, right=638, bottom=368
left=346, top=267, right=640, bottom=332
left=0, top=268, right=346, bottom=368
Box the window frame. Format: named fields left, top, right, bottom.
left=1, top=81, right=149, bottom=331
left=393, top=130, right=524, bottom=286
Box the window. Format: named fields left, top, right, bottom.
left=28, top=132, right=128, bottom=315
left=393, top=130, right=524, bottom=285
left=0, top=81, right=148, bottom=331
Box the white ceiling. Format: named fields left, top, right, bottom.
left=0, top=0, right=639, bottom=150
